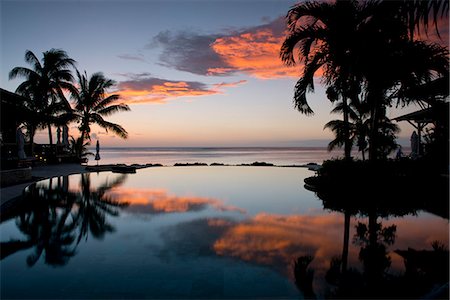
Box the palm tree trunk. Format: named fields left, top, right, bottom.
left=341, top=211, right=351, bottom=273
left=29, top=126, right=36, bottom=157
left=368, top=92, right=381, bottom=161
left=343, top=98, right=352, bottom=160
left=47, top=123, right=53, bottom=146
left=368, top=211, right=377, bottom=247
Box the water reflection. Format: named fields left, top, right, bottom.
left=298, top=218, right=449, bottom=299
left=300, top=179, right=449, bottom=299
left=1, top=168, right=448, bottom=299
left=1, top=173, right=128, bottom=266
left=106, top=187, right=246, bottom=215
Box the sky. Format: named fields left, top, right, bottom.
left=0, top=0, right=446, bottom=147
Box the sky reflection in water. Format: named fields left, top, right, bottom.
left=1, top=167, right=448, bottom=299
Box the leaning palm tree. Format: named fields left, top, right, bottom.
left=9, top=49, right=76, bottom=148
left=71, top=70, right=130, bottom=144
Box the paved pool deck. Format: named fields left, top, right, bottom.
left=0, top=163, right=88, bottom=208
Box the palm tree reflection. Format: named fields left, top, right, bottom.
left=1, top=173, right=128, bottom=266
left=297, top=181, right=448, bottom=299
left=74, top=173, right=128, bottom=244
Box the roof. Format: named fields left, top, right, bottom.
left=392, top=107, right=434, bottom=123
left=1, top=88, right=32, bottom=143
left=1, top=88, right=31, bottom=123
left=393, top=102, right=449, bottom=124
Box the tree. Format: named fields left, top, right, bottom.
left=71, top=71, right=130, bottom=144
left=281, top=0, right=448, bottom=161
left=355, top=12, right=448, bottom=160
left=69, top=136, right=93, bottom=162
left=280, top=0, right=370, bottom=160
left=9, top=49, right=76, bottom=149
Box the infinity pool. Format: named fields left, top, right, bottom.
left=1, top=167, right=448, bottom=299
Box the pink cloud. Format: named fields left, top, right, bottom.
left=210, top=28, right=300, bottom=79
left=116, top=77, right=219, bottom=104
left=116, top=75, right=248, bottom=105
left=105, top=187, right=247, bottom=214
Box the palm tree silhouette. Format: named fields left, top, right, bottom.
left=73, top=173, right=129, bottom=244
left=2, top=174, right=128, bottom=266
left=281, top=0, right=448, bottom=161
left=14, top=178, right=78, bottom=267
left=323, top=98, right=366, bottom=159
left=9, top=49, right=76, bottom=152
left=71, top=70, right=130, bottom=144
left=280, top=0, right=367, bottom=160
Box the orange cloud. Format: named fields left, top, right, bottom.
left=213, top=213, right=345, bottom=276
left=212, top=212, right=449, bottom=288
left=210, top=29, right=300, bottom=79
left=116, top=76, right=249, bottom=105
left=105, top=187, right=247, bottom=214
left=117, top=78, right=219, bottom=104
left=212, top=80, right=248, bottom=89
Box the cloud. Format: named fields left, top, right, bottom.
left=152, top=210, right=448, bottom=295
left=151, top=30, right=234, bottom=76
left=117, top=72, right=152, bottom=79
left=151, top=17, right=301, bottom=79
left=116, top=76, right=220, bottom=104
left=212, top=79, right=247, bottom=89
left=117, top=53, right=146, bottom=62
left=116, top=74, right=248, bottom=104
left=106, top=187, right=247, bottom=214
left=213, top=213, right=346, bottom=277
left=210, top=27, right=299, bottom=79
left=150, top=14, right=448, bottom=81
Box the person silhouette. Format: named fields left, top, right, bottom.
left=396, top=145, right=403, bottom=159
left=16, top=125, right=26, bottom=160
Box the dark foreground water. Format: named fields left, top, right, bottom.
left=1, top=167, right=447, bottom=299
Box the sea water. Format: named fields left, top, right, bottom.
left=87, top=147, right=347, bottom=166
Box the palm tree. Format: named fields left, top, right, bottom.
left=281, top=0, right=448, bottom=161
left=9, top=173, right=128, bottom=266
left=71, top=70, right=130, bottom=144
left=356, top=21, right=448, bottom=160
left=73, top=173, right=128, bottom=244
left=9, top=49, right=76, bottom=150
left=69, top=136, right=93, bottom=162
left=280, top=0, right=371, bottom=160
left=324, top=95, right=372, bottom=160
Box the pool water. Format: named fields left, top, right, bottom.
left=1, top=167, right=448, bottom=299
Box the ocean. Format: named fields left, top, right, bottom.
left=87, top=147, right=348, bottom=166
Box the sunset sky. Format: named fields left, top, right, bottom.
left=1, top=0, right=442, bottom=147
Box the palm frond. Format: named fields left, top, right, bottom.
left=9, top=67, right=39, bottom=80
left=93, top=115, right=128, bottom=139
left=94, top=94, right=121, bottom=110
left=24, top=50, right=42, bottom=72
left=71, top=70, right=129, bottom=140
left=292, top=52, right=324, bottom=115
left=293, top=78, right=314, bottom=115
left=97, top=104, right=130, bottom=116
